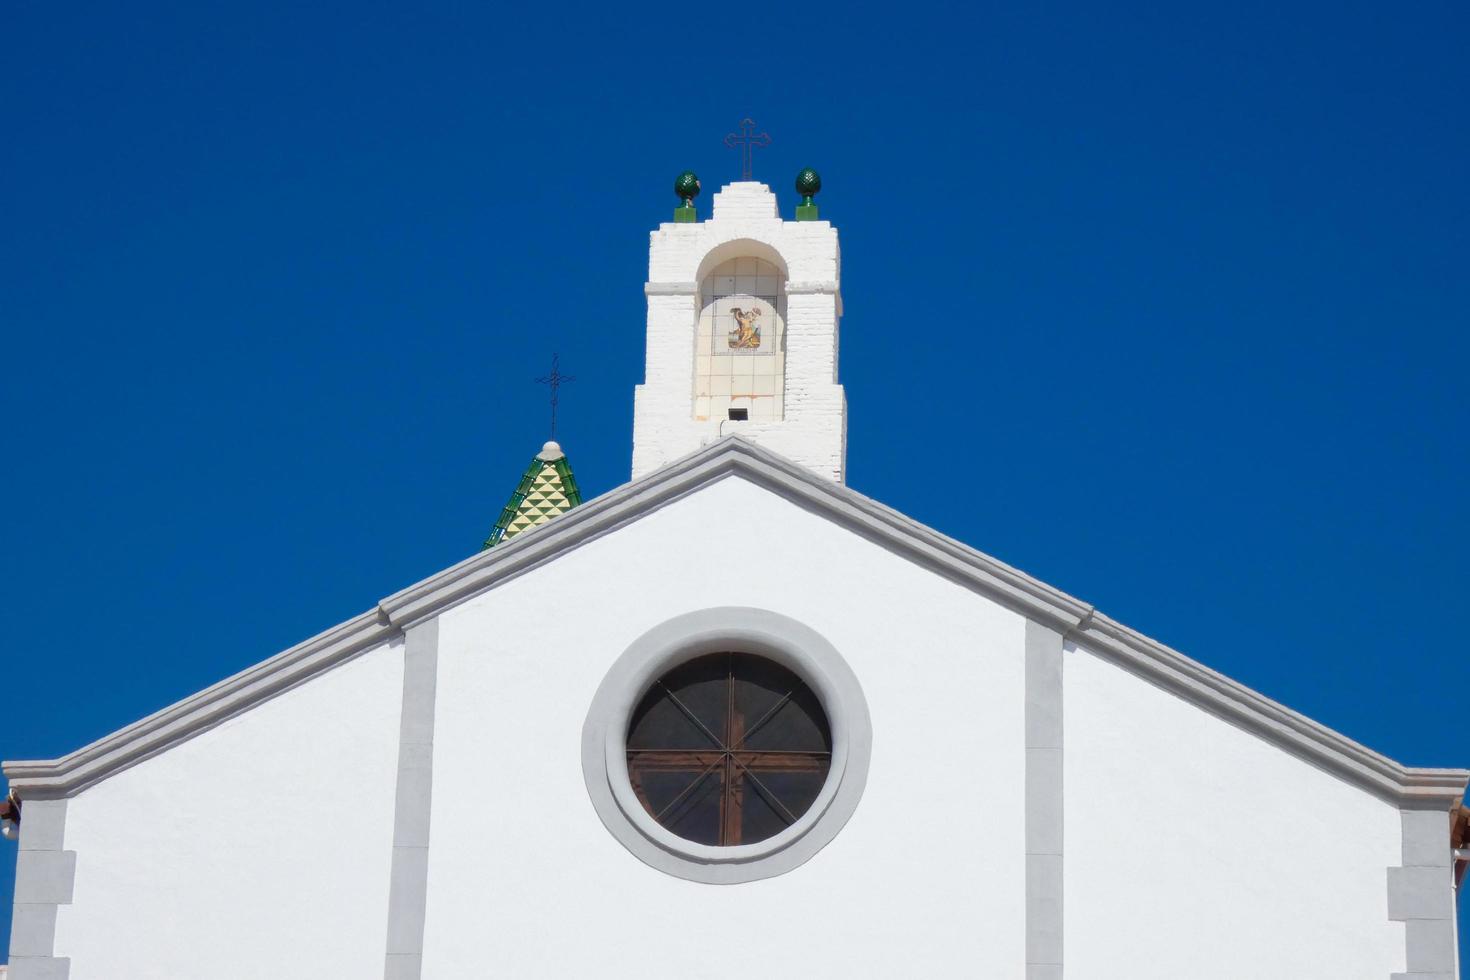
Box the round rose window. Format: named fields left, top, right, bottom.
left=626, top=651, right=833, bottom=846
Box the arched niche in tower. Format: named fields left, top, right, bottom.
left=693, top=241, right=788, bottom=424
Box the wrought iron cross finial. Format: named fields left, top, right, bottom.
left=724, top=118, right=771, bottom=180
left=536, top=354, right=574, bottom=438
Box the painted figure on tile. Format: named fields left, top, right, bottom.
left=728, top=307, right=762, bottom=350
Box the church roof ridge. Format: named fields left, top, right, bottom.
left=4, top=435, right=1465, bottom=809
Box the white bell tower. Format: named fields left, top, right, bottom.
left=632, top=177, right=846, bottom=483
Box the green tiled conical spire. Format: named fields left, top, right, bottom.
left=483, top=441, right=583, bottom=549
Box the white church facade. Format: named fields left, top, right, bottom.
left=3, top=180, right=1467, bottom=979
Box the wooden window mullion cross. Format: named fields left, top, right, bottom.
left=627, top=652, right=832, bottom=847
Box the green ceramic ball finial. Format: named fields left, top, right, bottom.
left=795, top=168, right=821, bottom=221
left=673, top=170, right=701, bottom=223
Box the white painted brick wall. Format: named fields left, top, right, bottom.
left=633, top=182, right=847, bottom=483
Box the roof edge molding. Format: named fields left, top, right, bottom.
left=5, top=436, right=1465, bottom=808
left=1068, top=614, right=1467, bottom=808
left=3, top=608, right=390, bottom=799
left=379, top=435, right=1094, bottom=635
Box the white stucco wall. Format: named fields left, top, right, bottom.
left=53, top=639, right=405, bottom=979
left=1064, top=643, right=1405, bottom=979
left=424, top=475, right=1028, bottom=978
left=24, top=472, right=1432, bottom=978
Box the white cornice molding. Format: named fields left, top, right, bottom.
left=1067, top=613, right=1466, bottom=807
left=643, top=281, right=697, bottom=296
left=377, top=437, right=1092, bottom=635
left=783, top=280, right=839, bottom=295
left=3, top=609, right=392, bottom=799
left=5, top=436, right=1466, bottom=808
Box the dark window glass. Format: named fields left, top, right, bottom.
left=626, top=652, right=832, bottom=846
left=625, top=656, right=726, bottom=750
left=632, top=768, right=725, bottom=846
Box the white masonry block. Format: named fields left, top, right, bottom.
left=632, top=181, right=847, bottom=483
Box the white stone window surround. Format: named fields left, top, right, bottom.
left=580, top=606, right=873, bottom=884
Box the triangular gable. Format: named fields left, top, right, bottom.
left=4, top=436, right=1465, bottom=808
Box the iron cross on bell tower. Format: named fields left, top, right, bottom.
left=725, top=118, right=771, bottom=180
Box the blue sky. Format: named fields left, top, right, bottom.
left=3, top=0, right=1466, bottom=961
